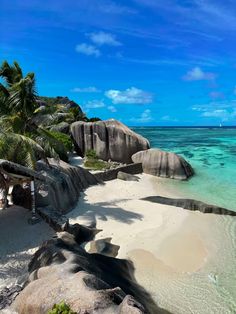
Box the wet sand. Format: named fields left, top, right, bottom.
left=68, top=174, right=236, bottom=314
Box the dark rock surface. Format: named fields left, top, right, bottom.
left=38, top=96, right=83, bottom=112
left=50, top=121, right=70, bottom=134
left=132, top=149, right=194, bottom=180
left=11, top=232, right=161, bottom=314
left=143, top=196, right=236, bottom=216
left=70, top=119, right=150, bottom=163
left=0, top=285, right=22, bottom=310
left=117, top=171, right=140, bottom=182
left=54, top=96, right=82, bottom=110
left=95, top=162, right=143, bottom=182
left=37, top=205, right=69, bottom=231
left=12, top=184, right=32, bottom=209
left=36, top=159, right=98, bottom=213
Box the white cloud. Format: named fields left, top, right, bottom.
left=202, top=109, right=229, bottom=120
left=89, top=31, right=121, bottom=46
left=107, top=105, right=117, bottom=112
left=202, top=109, right=236, bottom=121
left=105, top=87, right=153, bottom=104
left=84, top=100, right=105, bottom=109
left=71, top=86, right=101, bottom=93
left=183, top=67, right=216, bottom=81
left=192, top=100, right=236, bottom=121
left=131, top=109, right=153, bottom=123
left=76, top=43, right=101, bottom=57
left=161, top=115, right=178, bottom=122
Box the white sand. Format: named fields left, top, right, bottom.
left=1, top=174, right=234, bottom=313
left=67, top=174, right=236, bottom=313
left=68, top=174, right=210, bottom=273
left=0, top=206, right=54, bottom=289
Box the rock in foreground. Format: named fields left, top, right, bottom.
left=132, top=149, right=194, bottom=180
left=70, top=119, right=150, bottom=163
left=12, top=232, right=160, bottom=314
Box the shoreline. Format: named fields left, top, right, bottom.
left=68, top=174, right=210, bottom=272
left=67, top=173, right=236, bottom=314
left=1, top=172, right=235, bottom=313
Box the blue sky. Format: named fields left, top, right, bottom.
left=1, top=0, right=236, bottom=126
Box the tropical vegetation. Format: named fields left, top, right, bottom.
left=47, top=301, right=76, bottom=314
left=84, top=149, right=109, bottom=170
left=0, top=60, right=98, bottom=169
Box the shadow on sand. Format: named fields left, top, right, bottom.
left=68, top=193, right=144, bottom=225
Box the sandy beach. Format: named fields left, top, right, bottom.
left=0, top=206, right=54, bottom=289
left=67, top=174, right=236, bottom=314
left=0, top=173, right=235, bottom=313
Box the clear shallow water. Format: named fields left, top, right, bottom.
left=132, top=127, right=236, bottom=211
left=132, top=127, right=236, bottom=314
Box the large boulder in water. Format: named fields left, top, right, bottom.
left=132, top=149, right=194, bottom=180
left=70, top=119, right=150, bottom=163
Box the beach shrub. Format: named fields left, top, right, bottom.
left=85, top=149, right=98, bottom=160
left=47, top=301, right=76, bottom=314
left=84, top=149, right=109, bottom=170
left=84, top=158, right=108, bottom=170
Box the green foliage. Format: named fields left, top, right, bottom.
left=8, top=72, right=37, bottom=119
left=0, top=60, right=103, bottom=169
left=34, top=128, right=69, bottom=162
left=85, top=149, right=98, bottom=160
left=38, top=96, right=61, bottom=107
left=48, top=131, right=73, bottom=152
left=0, top=60, right=23, bottom=86
left=0, top=131, right=45, bottom=168
left=68, top=107, right=84, bottom=121
left=34, top=104, right=58, bottom=115
left=84, top=149, right=108, bottom=170
left=84, top=159, right=108, bottom=170
left=0, top=61, right=74, bottom=167
left=47, top=301, right=76, bottom=314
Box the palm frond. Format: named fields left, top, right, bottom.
left=0, top=131, right=45, bottom=168
left=0, top=60, right=22, bottom=86
left=8, top=75, right=37, bottom=118
left=34, top=127, right=69, bottom=161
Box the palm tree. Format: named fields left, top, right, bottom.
left=0, top=61, right=71, bottom=168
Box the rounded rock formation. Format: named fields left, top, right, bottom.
left=132, top=148, right=194, bottom=180
left=11, top=232, right=158, bottom=314
left=70, top=119, right=150, bottom=163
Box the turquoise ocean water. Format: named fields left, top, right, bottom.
left=132, top=127, right=236, bottom=314
left=132, top=127, right=236, bottom=211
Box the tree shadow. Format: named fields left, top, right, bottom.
left=68, top=193, right=143, bottom=225
left=0, top=206, right=54, bottom=257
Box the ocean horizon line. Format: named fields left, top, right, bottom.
left=130, top=125, right=236, bottom=128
